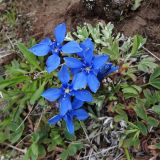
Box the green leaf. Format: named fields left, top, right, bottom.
left=68, top=143, right=83, bottom=156
left=31, top=143, right=39, bottom=156
left=152, top=105, right=160, bottom=114
left=134, top=102, right=148, bottom=120
left=149, top=67, right=160, bottom=89
left=18, top=43, right=41, bottom=70
left=136, top=121, right=148, bottom=136
left=131, top=35, right=145, bottom=55
left=138, top=57, right=158, bottom=73
left=0, top=76, right=29, bottom=89
left=68, top=145, right=77, bottom=156
left=150, top=67, right=160, bottom=81
left=132, top=0, right=143, bottom=11
left=38, top=145, right=46, bottom=158
left=155, top=143, right=160, bottom=149
left=60, top=150, right=69, bottom=160
left=147, top=117, right=159, bottom=127
left=30, top=81, right=46, bottom=105
left=0, top=132, right=7, bottom=143
left=122, top=87, right=138, bottom=95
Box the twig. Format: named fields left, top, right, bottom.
left=34, top=110, right=45, bottom=131
left=5, top=34, right=15, bottom=49
left=79, top=145, right=118, bottom=159
left=16, top=105, right=34, bottom=130
left=16, top=134, right=31, bottom=147
left=4, top=143, right=26, bottom=154
left=142, top=47, right=160, bottom=62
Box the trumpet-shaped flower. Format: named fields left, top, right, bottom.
left=48, top=98, right=89, bottom=134
left=29, top=23, right=82, bottom=73
left=64, top=39, right=109, bottom=93
left=42, top=65, right=93, bottom=115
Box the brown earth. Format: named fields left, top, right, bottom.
left=0, top=0, right=160, bottom=62
left=22, top=0, right=160, bottom=58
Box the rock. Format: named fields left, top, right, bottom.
left=81, top=0, right=132, bottom=20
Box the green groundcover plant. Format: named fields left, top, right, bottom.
left=0, top=22, right=160, bottom=160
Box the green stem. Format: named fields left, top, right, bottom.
left=124, top=148, right=131, bottom=160
left=140, top=83, right=149, bottom=87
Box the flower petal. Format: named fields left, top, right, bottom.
left=46, top=54, right=60, bottom=73
left=72, top=109, right=89, bottom=120
left=77, top=38, right=94, bottom=58
left=59, top=96, right=72, bottom=115
left=64, top=57, right=83, bottom=68
left=75, top=90, right=93, bottom=102
left=81, top=38, right=94, bottom=52
left=72, top=72, right=87, bottom=90
left=83, top=49, right=93, bottom=64
left=54, top=23, right=66, bottom=44
left=62, top=41, right=82, bottom=54
left=64, top=115, right=74, bottom=134
left=97, top=63, right=119, bottom=80
left=29, top=38, right=52, bottom=56
left=72, top=98, right=84, bottom=109
left=106, top=65, right=119, bottom=75
left=87, top=73, right=100, bottom=93
left=40, top=38, right=52, bottom=45
left=42, top=88, right=62, bottom=102
left=48, top=115, right=62, bottom=125
left=93, top=55, right=109, bottom=70
left=71, top=68, right=81, bottom=74
left=58, top=65, right=70, bottom=84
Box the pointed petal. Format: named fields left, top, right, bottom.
left=46, top=54, right=60, bottom=73
left=81, top=38, right=94, bottom=52
left=83, top=49, right=93, bottom=64
left=58, top=65, right=70, bottom=84
left=64, top=57, right=83, bottom=68
left=87, top=73, right=100, bottom=93
left=75, top=90, right=93, bottom=102
left=97, top=64, right=119, bottom=80
left=54, top=23, right=66, bottom=44
left=77, top=38, right=94, bottom=58
left=71, top=68, right=81, bottom=74
left=48, top=115, right=62, bottom=125
left=106, top=65, right=119, bottom=75
left=42, top=88, right=62, bottom=102
left=62, top=41, right=82, bottom=54
left=72, top=109, right=89, bottom=120
left=40, top=38, right=52, bottom=45
left=59, top=96, right=72, bottom=115
left=93, top=55, right=109, bottom=70
left=29, top=38, right=52, bottom=56
left=72, top=72, right=87, bottom=90
left=72, top=98, right=84, bottom=109
left=64, top=115, right=74, bottom=134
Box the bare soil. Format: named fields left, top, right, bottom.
left=20, top=0, right=160, bottom=58
left=1, top=0, right=160, bottom=64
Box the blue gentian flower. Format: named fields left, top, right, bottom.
left=97, top=63, right=119, bottom=81
left=64, top=43, right=109, bottom=93
left=48, top=98, right=89, bottom=134
left=29, top=23, right=82, bottom=73
left=77, top=38, right=94, bottom=57
left=42, top=65, right=93, bottom=115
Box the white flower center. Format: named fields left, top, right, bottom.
left=65, top=88, right=70, bottom=93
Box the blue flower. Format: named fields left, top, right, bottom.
left=64, top=39, right=109, bottom=93
left=48, top=98, right=89, bottom=134
left=77, top=38, right=94, bottom=57
left=97, top=63, right=119, bottom=81
left=29, top=23, right=82, bottom=73
left=42, top=65, right=93, bottom=115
